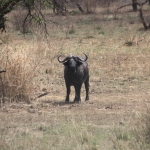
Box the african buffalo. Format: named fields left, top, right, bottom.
left=58, top=53, right=89, bottom=103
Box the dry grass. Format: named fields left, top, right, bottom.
left=0, top=2, right=150, bottom=149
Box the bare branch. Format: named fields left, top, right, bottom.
left=117, top=4, right=132, bottom=10
left=141, top=0, right=148, bottom=6
left=118, top=0, right=150, bottom=30
left=117, top=0, right=148, bottom=10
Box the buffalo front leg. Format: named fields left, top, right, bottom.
left=74, top=84, right=82, bottom=103
left=65, top=83, right=70, bottom=103
left=84, top=77, right=89, bottom=101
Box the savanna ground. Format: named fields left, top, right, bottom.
left=0, top=2, right=150, bottom=150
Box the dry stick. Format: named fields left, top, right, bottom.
left=37, top=92, right=50, bottom=98
left=0, top=70, right=6, bottom=73
left=0, top=70, right=6, bottom=104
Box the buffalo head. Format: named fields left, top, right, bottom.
left=58, top=53, right=88, bottom=70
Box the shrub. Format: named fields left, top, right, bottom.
left=0, top=43, right=44, bottom=103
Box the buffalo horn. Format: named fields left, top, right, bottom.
left=58, top=55, right=69, bottom=63
left=77, top=53, right=88, bottom=62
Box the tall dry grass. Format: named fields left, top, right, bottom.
left=0, top=35, right=57, bottom=104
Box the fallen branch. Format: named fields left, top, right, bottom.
left=37, top=92, right=50, bottom=98
left=0, top=70, right=6, bottom=73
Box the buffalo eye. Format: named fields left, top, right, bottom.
left=77, top=61, right=82, bottom=66
left=63, top=61, right=69, bottom=66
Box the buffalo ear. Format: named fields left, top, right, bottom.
left=63, top=62, right=69, bottom=66
left=77, top=61, right=83, bottom=66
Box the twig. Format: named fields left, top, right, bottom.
left=37, top=92, right=50, bottom=98
left=0, top=71, right=6, bottom=104
left=0, top=70, right=6, bottom=73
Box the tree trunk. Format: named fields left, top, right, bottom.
left=132, top=0, right=137, bottom=11
left=139, top=5, right=150, bottom=30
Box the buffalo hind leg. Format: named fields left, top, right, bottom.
left=74, top=85, right=82, bottom=103
left=84, top=77, right=89, bottom=101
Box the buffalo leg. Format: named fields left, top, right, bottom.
left=84, top=77, right=89, bottom=101
left=65, top=83, right=70, bottom=103
left=74, top=84, right=82, bottom=103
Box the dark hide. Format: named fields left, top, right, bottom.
left=58, top=54, right=89, bottom=103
